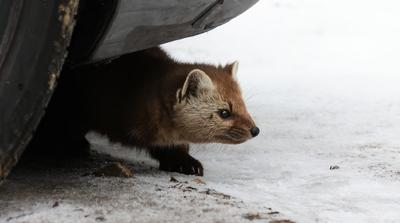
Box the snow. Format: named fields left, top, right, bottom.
left=166, top=0, right=400, bottom=221
left=2, top=0, right=400, bottom=222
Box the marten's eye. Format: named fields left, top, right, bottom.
left=218, top=109, right=231, bottom=119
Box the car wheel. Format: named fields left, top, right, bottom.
left=0, top=0, right=79, bottom=183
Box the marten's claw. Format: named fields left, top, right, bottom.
left=159, top=154, right=203, bottom=176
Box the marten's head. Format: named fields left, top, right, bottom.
left=173, top=61, right=259, bottom=144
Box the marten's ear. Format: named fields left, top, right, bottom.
left=179, top=69, right=214, bottom=101
left=226, top=61, right=239, bottom=80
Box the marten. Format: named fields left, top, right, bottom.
left=28, top=47, right=259, bottom=176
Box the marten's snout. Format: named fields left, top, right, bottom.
left=250, top=127, right=260, bottom=137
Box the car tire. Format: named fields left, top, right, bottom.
left=0, top=0, right=79, bottom=183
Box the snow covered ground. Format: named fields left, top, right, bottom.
left=2, top=0, right=400, bottom=222
left=163, top=0, right=400, bottom=221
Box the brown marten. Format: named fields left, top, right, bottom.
left=28, top=47, right=259, bottom=176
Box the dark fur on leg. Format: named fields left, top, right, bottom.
left=149, top=145, right=203, bottom=176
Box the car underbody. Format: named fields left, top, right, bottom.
left=0, top=0, right=258, bottom=182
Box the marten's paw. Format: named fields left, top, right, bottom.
left=159, top=153, right=203, bottom=176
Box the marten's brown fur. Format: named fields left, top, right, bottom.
left=29, top=47, right=258, bottom=176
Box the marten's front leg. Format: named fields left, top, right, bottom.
left=149, top=144, right=203, bottom=176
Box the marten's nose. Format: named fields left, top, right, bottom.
left=250, top=127, right=260, bottom=137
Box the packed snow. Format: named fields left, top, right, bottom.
left=2, top=0, right=400, bottom=222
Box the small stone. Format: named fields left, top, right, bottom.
left=52, top=201, right=59, bottom=208
left=183, top=186, right=197, bottom=192
left=330, top=165, right=340, bottom=170
left=193, top=178, right=206, bottom=185
left=269, top=220, right=296, bottom=223
left=93, top=162, right=133, bottom=178
left=243, top=213, right=263, bottom=220
left=95, top=216, right=106, bottom=222
left=170, top=176, right=179, bottom=182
